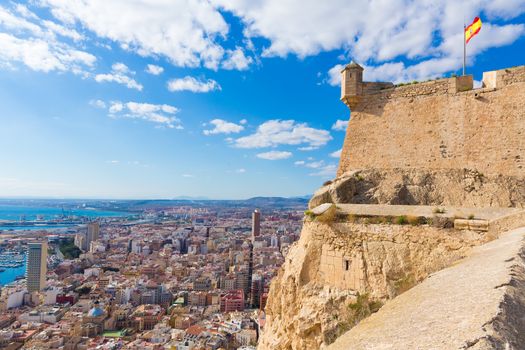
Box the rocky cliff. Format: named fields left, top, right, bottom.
left=258, top=219, right=493, bottom=349
left=326, top=227, right=525, bottom=350
left=309, top=168, right=525, bottom=209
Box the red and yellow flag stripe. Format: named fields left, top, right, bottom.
left=465, top=17, right=482, bottom=43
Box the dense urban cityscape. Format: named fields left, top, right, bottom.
left=0, top=200, right=306, bottom=349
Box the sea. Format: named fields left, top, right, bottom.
left=0, top=204, right=130, bottom=287
left=0, top=204, right=127, bottom=221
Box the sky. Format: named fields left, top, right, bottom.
left=0, top=0, right=524, bottom=200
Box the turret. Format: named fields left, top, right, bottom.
left=340, top=61, right=364, bottom=109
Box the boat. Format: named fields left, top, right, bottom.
left=15, top=275, right=25, bottom=280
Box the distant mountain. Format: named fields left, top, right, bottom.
left=110, top=196, right=310, bottom=210
left=170, top=196, right=211, bottom=200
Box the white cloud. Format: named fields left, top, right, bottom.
left=0, top=5, right=43, bottom=35
left=342, top=27, right=522, bottom=84
left=167, top=76, right=221, bottom=93
left=182, top=174, right=194, bottom=178
left=309, top=164, right=337, bottom=178
left=145, top=64, right=164, bottom=75
left=203, top=119, right=244, bottom=135
left=298, top=146, right=319, bottom=151
left=3, top=1, right=521, bottom=85
left=330, top=149, right=342, bottom=158
left=234, top=119, right=332, bottom=149
left=295, top=159, right=327, bottom=169
left=256, top=151, right=293, bottom=160
left=0, top=32, right=95, bottom=73
left=0, top=5, right=94, bottom=74
left=105, top=101, right=182, bottom=129
left=327, top=21, right=525, bottom=85
left=42, top=19, right=83, bottom=41
left=304, top=161, right=324, bottom=169
left=213, top=0, right=525, bottom=64
left=236, top=168, right=246, bottom=173
left=222, top=47, right=253, bottom=70
left=294, top=158, right=337, bottom=177
left=359, top=21, right=525, bottom=83
left=89, top=99, right=106, bottom=108
left=41, top=0, right=232, bottom=69
left=14, top=4, right=38, bottom=20
left=108, top=102, right=124, bottom=114
left=332, top=119, right=348, bottom=131
left=327, top=64, right=344, bottom=86
left=95, top=62, right=143, bottom=91
left=239, top=119, right=247, bottom=125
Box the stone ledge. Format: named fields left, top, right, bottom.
left=309, top=204, right=525, bottom=235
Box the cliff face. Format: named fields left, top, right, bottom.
left=258, top=220, right=491, bottom=349
left=309, top=168, right=525, bottom=209
left=326, top=227, right=525, bottom=350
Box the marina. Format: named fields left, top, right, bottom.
left=0, top=248, right=27, bottom=286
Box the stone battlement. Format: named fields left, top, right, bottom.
left=341, top=63, right=525, bottom=109
left=337, top=63, right=525, bottom=179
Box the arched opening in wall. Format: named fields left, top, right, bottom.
left=344, top=259, right=350, bottom=271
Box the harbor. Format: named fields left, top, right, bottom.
left=0, top=249, right=27, bottom=286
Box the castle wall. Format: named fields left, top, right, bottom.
left=337, top=66, right=525, bottom=178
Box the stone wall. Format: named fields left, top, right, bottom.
left=489, top=209, right=525, bottom=238
left=337, top=65, right=525, bottom=178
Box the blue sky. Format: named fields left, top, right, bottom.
left=0, top=0, right=524, bottom=199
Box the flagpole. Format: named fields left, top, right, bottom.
left=463, top=23, right=466, bottom=76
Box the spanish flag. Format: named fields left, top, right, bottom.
left=465, top=17, right=482, bottom=43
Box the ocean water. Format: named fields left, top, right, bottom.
left=0, top=205, right=128, bottom=221
left=0, top=263, right=26, bottom=287
left=0, top=225, right=76, bottom=231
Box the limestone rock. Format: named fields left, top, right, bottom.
left=258, top=220, right=490, bottom=350
left=326, top=227, right=525, bottom=350
left=309, top=168, right=525, bottom=209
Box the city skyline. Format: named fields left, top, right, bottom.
left=0, top=1, right=524, bottom=199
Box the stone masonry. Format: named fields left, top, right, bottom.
left=338, top=64, right=525, bottom=178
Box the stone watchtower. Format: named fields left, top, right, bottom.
left=340, top=62, right=364, bottom=109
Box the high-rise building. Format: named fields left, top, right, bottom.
left=76, top=222, right=100, bottom=252
left=251, top=209, right=260, bottom=241
left=26, top=240, right=48, bottom=292
left=87, top=222, right=100, bottom=245
left=74, top=233, right=85, bottom=251
left=250, top=274, right=264, bottom=308
left=270, top=234, right=279, bottom=248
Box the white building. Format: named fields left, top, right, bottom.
left=5, top=288, right=26, bottom=309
